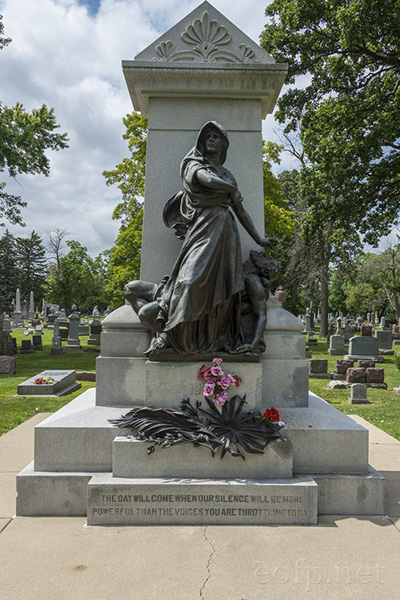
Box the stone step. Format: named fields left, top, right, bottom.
left=16, top=465, right=385, bottom=518
left=16, top=462, right=93, bottom=516
left=313, top=468, right=385, bottom=515
left=87, top=475, right=318, bottom=526
left=32, top=390, right=371, bottom=475
left=112, top=436, right=293, bottom=480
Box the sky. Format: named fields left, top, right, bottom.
left=0, top=0, right=292, bottom=257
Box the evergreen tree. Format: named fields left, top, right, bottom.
left=15, top=231, right=47, bottom=303
left=0, top=229, right=18, bottom=307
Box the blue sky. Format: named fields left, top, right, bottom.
left=79, top=0, right=101, bottom=16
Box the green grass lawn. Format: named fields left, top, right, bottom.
left=0, top=327, right=97, bottom=435
left=1, top=327, right=400, bottom=440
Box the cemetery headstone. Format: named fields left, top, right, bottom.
left=17, top=370, right=81, bottom=396
left=304, top=312, right=312, bottom=333
left=375, top=330, right=393, bottom=355
left=65, top=305, right=81, bottom=350
left=79, top=320, right=90, bottom=336
left=87, top=308, right=102, bottom=345
left=335, top=317, right=342, bottom=335
left=2, top=315, right=11, bottom=332
left=32, top=335, right=43, bottom=351
left=13, top=288, right=22, bottom=327
left=29, top=291, right=34, bottom=321
left=346, top=368, right=366, bottom=383
left=357, top=359, right=375, bottom=368
left=349, top=383, right=368, bottom=405
left=20, top=339, right=34, bottom=354
left=328, top=334, right=345, bottom=355
left=346, top=335, right=382, bottom=361
left=0, top=355, right=16, bottom=374
left=366, top=367, right=385, bottom=385
left=334, top=359, right=354, bottom=380
left=309, top=359, right=332, bottom=379
left=50, top=318, right=64, bottom=355
left=360, top=324, right=372, bottom=337
left=47, top=308, right=56, bottom=328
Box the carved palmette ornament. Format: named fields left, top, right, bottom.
left=154, top=11, right=259, bottom=63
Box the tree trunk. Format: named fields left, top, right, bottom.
left=319, top=230, right=331, bottom=339
left=319, top=266, right=329, bottom=338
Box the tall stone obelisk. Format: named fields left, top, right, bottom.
left=13, top=288, right=22, bottom=327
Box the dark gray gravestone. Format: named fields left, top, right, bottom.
left=32, top=335, right=43, bottom=351
left=0, top=356, right=16, bottom=374
left=375, top=330, right=393, bottom=351
left=20, top=339, right=34, bottom=354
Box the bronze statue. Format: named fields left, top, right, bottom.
left=125, top=121, right=276, bottom=355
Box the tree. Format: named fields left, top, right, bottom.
left=261, top=0, right=400, bottom=333
left=103, top=112, right=147, bottom=306
left=46, top=228, right=68, bottom=274
left=15, top=231, right=47, bottom=303
left=45, top=240, right=108, bottom=314
left=0, top=229, right=19, bottom=307
left=263, top=142, right=296, bottom=239
left=0, top=15, right=68, bottom=226
left=261, top=0, right=400, bottom=244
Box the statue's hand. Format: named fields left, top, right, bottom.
left=258, top=237, right=277, bottom=248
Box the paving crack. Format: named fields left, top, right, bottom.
left=200, top=525, right=216, bottom=599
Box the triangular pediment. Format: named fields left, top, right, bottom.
left=134, top=1, right=275, bottom=64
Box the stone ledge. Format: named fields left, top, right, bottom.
left=112, top=436, right=293, bottom=480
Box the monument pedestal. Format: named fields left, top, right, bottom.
left=16, top=300, right=385, bottom=523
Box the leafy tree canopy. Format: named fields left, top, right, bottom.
left=261, top=0, right=400, bottom=244
left=0, top=15, right=68, bottom=226
left=45, top=240, right=108, bottom=314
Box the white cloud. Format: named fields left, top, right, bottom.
left=0, top=0, right=289, bottom=256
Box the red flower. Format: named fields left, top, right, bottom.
left=262, top=407, right=280, bottom=422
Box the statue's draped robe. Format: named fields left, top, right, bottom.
left=157, top=148, right=244, bottom=353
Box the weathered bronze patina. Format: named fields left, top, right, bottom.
left=125, top=121, right=277, bottom=355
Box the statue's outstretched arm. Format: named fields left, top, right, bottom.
left=232, top=198, right=276, bottom=248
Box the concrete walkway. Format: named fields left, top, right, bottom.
left=1, top=414, right=399, bottom=600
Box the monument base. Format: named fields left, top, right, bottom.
left=87, top=475, right=318, bottom=526
left=344, top=354, right=384, bottom=363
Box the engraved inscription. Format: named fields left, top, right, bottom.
left=89, top=490, right=312, bottom=524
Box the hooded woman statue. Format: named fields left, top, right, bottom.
left=125, top=121, right=275, bottom=355
left=152, top=121, right=275, bottom=354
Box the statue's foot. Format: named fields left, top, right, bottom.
left=230, top=343, right=255, bottom=355
left=143, top=336, right=167, bottom=357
